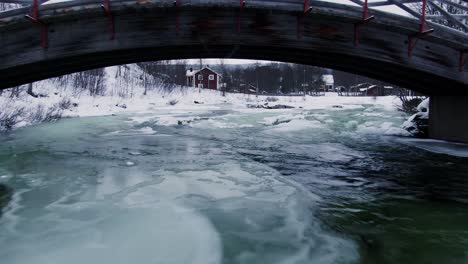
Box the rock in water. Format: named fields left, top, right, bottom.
left=265, top=104, right=295, bottom=109
left=246, top=104, right=295, bottom=109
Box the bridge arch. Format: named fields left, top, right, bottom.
left=0, top=0, right=467, bottom=94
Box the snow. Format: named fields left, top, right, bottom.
left=1, top=62, right=406, bottom=143
left=1, top=67, right=404, bottom=132
left=42, top=0, right=73, bottom=4
left=417, top=98, right=430, bottom=114
left=322, top=74, right=334, bottom=85
left=186, top=70, right=197, bottom=77
left=402, top=98, right=429, bottom=136
left=33, top=0, right=414, bottom=18
left=269, top=119, right=324, bottom=132
left=359, top=85, right=377, bottom=92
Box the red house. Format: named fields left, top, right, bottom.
left=360, top=85, right=383, bottom=96
left=186, top=66, right=221, bottom=90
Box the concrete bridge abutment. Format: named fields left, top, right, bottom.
left=429, top=96, right=468, bottom=144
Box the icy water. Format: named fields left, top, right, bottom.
left=1, top=102, right=468, bottom=264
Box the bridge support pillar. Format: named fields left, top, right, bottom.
left=429, top=96, right=468, bottom=143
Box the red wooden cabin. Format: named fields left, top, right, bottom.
left=186, top=66, right=221, bottom=90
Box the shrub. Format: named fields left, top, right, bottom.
left=58, top=97, right=73, bottom=110
left=266, top=97, right=279, bottom=102
left=399, top=97, right=424, bottom=114
left=168, top=99, right=178, bottom=106
left=28, top=104, right=63, bottom=124
left=0, top=105, right=25, bottom=131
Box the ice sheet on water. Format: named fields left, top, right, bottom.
left=288, top=143, right=365, bottom=164
left=103, top=126, right=157, bottom=137
left=1, top=204, right=223, bottom=264
left=315, top=143, right=365, bottom=163
left=270, top=119, right=324, bottom=132
left=189, top=116, right=255, bottom=129
left=0, top=155, right=358, bottom=264
left=261, top=113, right=326, bottom=132
left=397, top=138, right=468, bottom=158
left=262, top=113, right=301, bottom=126
left=356, top=121, right=410, bottom=136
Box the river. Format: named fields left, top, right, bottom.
left=1, top=101, right=468, bottom=264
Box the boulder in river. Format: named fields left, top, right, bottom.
left=402, top=98, right=429, bottom=137
left=246, top=104, right=295, bottom=109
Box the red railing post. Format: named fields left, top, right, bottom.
left=460, top=50, right=467, bottom=72
left=304, top=0, right=311, bottom=14
left=174, top=0, right=179, bottom=35
left=25, top=0, right=48, bottom=49
left=408, top=0, right=433, bottom=56
left=420, top=0, right=427, bottom=33
left=297, top=0, right=312, bottom=40
left=33, top=0, right=38, bottom=20
left=238, top=0, right=245, bottom=33
left=101, top=0, right=115, bottom=40
left=354, top=0, right=374, bottom=46
left=363, top=0, right=369, bottom=20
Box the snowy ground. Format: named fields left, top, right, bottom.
left=0, top=63, right=401, bottom=130
left=1, top=87, right=401, bottom=127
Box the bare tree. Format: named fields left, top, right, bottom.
left=72, top=68, right=105, bottom=96
left=217, top=59, right=228, bottom=96
left=409, top=0, right=467, bottom=32
left=27, top=83, right=38, bottom=98
left=394, top=87, right=427, bottom=113
left=0, top=3, right=21, bottom=11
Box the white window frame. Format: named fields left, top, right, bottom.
left=198, top=75, right=203, bottom=81
left=208, top=74, right=215, bottom=80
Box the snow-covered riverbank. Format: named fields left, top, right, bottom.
left=0, top=90, right=401, bottom=129
left=1, top=72, right=401, bottom=131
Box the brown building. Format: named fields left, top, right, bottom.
left=186, top=66, right=221, bottom=90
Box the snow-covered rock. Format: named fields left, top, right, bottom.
left=402, top=98, right=429, bottom=137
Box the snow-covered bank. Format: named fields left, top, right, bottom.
left=1, top=63, right=402, bottom=131
left=1, top=86, right=402, bottom=131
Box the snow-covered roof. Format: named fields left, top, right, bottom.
left=321, top=74, right=334, bottom=85
left=201, top=66, right=222, bottom=76
left=186, top=69, right=199, bottom=77
left=186, top=66, right=221, bottom=77
left=359, top=85, right=378, bottom=92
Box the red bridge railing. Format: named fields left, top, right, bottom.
left=0, top=0, right=466, bottom=70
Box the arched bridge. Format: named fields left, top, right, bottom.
left=0, top=0, right=467, bottom=94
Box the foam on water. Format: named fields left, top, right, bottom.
left=268, top=119, right=324, bottom=132
left=0, top=157, right=358, bottom=264
left=0, top=104, right=386, bottom=264
left=1, top=203, right=222, bottom=264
